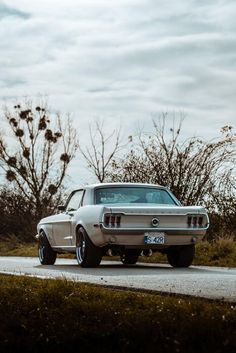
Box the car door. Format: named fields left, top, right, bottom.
left=52, top=189, right=84, bottom=248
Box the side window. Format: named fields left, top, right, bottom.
left=66, top=190, right=84, bottom=211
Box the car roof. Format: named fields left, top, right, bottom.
left=84, top=182, right=166, bottom=190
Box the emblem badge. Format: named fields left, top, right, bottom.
left=151, top=218, right=159, bottom=227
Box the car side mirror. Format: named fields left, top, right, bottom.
left=58, top=205, right=66, bottom=211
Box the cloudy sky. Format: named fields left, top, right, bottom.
left=0, top=0, right=236, bottom=185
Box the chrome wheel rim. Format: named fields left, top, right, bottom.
left=38, top=239, right=45, bottom=262
left=76, top=233, right=85, bottom=264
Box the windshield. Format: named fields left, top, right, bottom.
left=95, top=187, right=177, bottom=205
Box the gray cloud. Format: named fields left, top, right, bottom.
left=0, top=0, right=236, bottom=184
left=0, top=2, right=29, bottom=19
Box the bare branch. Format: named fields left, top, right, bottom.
left=80, top=120, right=123, bottom=182
left=0, top=100, right=78, bottom=217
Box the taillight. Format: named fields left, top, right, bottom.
left=193, top=217, right=197, bottom=227
left=116, top=216, right=121, bottom=227
left=104, top=214, right=121, bottom=228
left=187, top=215, right=205, bottom=228
left=198, top=217, right=203, bottom=227
left=187, top=216, right=192, bottom=227
left=111, top=215, right=115, bottom=227
left=105, top=215, right=110, bottom=227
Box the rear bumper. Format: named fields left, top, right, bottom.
left=92, top=226, right=207, bottom=248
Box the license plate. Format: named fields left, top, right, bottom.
left=144, top=232, right=165, bottom=245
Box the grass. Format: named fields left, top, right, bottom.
left=0, top=239, right=37, bottom=257
left=0, top=235, right=73, bottom=258
left=194, top=238, right=236, bottom=267
left=0, top=274, right=235, bottom=353
left=1, top=235, right=236, bottom=267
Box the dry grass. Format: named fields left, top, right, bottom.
left=0, top=274, right=235, bottom=353
left=0, top=235, right=74, bottom=258
left=0, top=234, right=37, bottom=257
left=194, top=238, right=236, bottom=267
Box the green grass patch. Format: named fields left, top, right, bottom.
left=0, top=274, right=235, bottom=353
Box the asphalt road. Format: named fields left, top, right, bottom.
left=0, top=256, right=235, bottom=302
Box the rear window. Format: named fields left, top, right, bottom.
left=95, top=187, right=177, bottom=205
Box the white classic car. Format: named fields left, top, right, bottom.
left=36, top=182, right=209, bottom=268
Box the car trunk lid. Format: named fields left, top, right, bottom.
left=102, top=205, right=209, bottom=230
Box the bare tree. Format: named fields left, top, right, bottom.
left=108, top=114, right=236, bottom=211
left=0, top=100, right=78, bottom=218
left=80, top=120, right=123, bottom=182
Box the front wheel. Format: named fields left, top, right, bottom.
left=76, top=228, right=102, bottom=268
left=167, top=245, right=195, bottom=268
left=38, top=231, right=57, bottom=265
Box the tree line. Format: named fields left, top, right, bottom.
left=0, top=100, right=235, bottom=241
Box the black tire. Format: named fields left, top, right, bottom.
left=120, top=249, right=140, bottom=265
left=167, top=245, right=195, bottom=268
left=76, top=228, right=102, bottom=268
left=38, top=231, right=57, bottom=265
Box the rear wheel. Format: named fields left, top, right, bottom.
left=38, top=231, right=57, bottom=265
left=120, top=249, right=140, bottom=265
left=167, top=245, right=195, bottom=268
left=76, top=228, right=102, bottom=268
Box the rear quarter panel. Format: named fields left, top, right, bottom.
left=73, top=205, right=108, bottom=246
